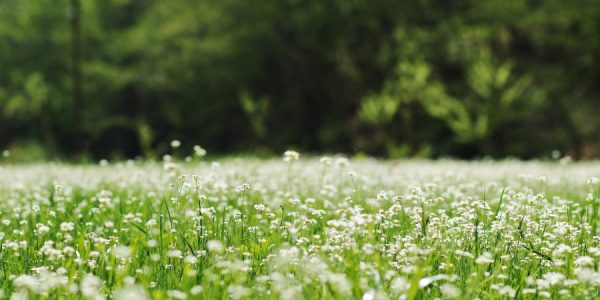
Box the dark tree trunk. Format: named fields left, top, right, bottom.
left=70, top=0, right=83, bottom=156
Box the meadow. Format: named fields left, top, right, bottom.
left=0, top=154, right=599, bottom=299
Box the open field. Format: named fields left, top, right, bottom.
left=0, top=157, right=599, bottom=299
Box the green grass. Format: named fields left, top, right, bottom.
left=0, top=157, right=599, bottom=299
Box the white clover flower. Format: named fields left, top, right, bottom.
left=440, top=283, right=460, bottom=298
left=475, top=252, right=494, bottom=265
left=113, top=285, right=149, bottom=300
left=574, top=256, right=594, bottom=267
left=112, top=245, right=131, bottom=260
left=207, top=240, right=224, bottom=253
left=552, top=244, right=573, bottom=257
left=491, top=284, right=516, bottom=298
left=167, top=250, right=183, bottom=259
left=575, top=268, right=600, bottom=285
left=334, top=157, right=350, bottom=168
left=62, top=246, right=75, bottom=256
left=184, top=255, right=197, bottom=264
left=81, top=274, right=104, bottom=300
left=390, top=277, right=409, bottom=294
left=454, top=250, right=474, bottom=258
left=167, top=290, right=187, bottom=300
left=190, top=286, right=202, bottom=295
left=254, top=204, right=266, bottom=211
left=361, top=289, right=376, bottom=300
left=10, top=291, right=27, bottom=300
left=60, top=222, right=75, bottom=232
left=227, top=285, right=249, bottom=300
left=283, top=150, right=300, bottom=162
left=419, top=274, right=449, bottom=288
left=193, top=145, right=207, bottom=157
left=238, top=183, right=251, bottom=192
left=170, top=140, right=181, bottom=148
left=542, top=272, right=565, bottom=286
left=320, top=156, right=332, bottom=165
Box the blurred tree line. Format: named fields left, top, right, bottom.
left=0, top=0, right=599, bottom=160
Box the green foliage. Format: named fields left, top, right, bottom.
left=0, top=0, right=598, bottom=159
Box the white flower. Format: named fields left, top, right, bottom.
left=283, top=150, right=300, bottom=162
left=207, top=240, right=224, bottom=253
left=167, top=249, right=183, bottom=259
left=440, top=283, right=460, bottom=298
left=81, top=274, right=104, bottom=300
left=574, top=256, right=594, bottom=267
left=193, top=145, right=207, bottom=157
left=171, top=140, right=181, bottom=148
left=60, top=222, right=75, bottom=232
left=167, top=290, right=187, bottom=300
left=542, top=272, right=565, bottom=286
left=320, top=156, right=332, bottom=165
left=576, top=268, right=600, bottom=284
left=184, top=255, right=197, bottom=264
left=190, top=286, right=203, bottom=295
left=112, top=245, right=131, bottom=260
left=362, top=289, right=376, bottom=300
left=419, top=274, right=449, bottom=288
left=475, top=252, right=494, bottom=265
left=335, top=157, right=350, bottom=168
left=238, top=183, right=251, bottom=192
left=552, top=244, right=573, bottom=257
left=113, top=285, right=149, bottom=300
left=390, top=277, right=409, bottom=294
left=227, top=285, right=249, bottom=300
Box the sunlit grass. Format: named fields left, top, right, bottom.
left=0, top=156, right=598, bottom=299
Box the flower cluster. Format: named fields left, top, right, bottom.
left=0, top=157, right=598, bottom=299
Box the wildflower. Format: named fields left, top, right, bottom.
left=320, top=156, right=332, bottom=165
left=167, top=250, right=183, bottom=259
left=542, top=272, right=565, bottom=286
left=576, top=268, right=600, bottom=284
left=390, top=277, right=409, bottom=294
left=227, top=285, right=249, bottom=300
left=184, top=255, right=197, bottom=264
left=362, top=289, right=376, bottom=300
left=193, top=145, right=207, bottom=157
left=113, top=285, right=149, bottom=300
left=574, top=256, right=594, bottom=267
left=112, top=245, right=131, bottom=260
left=190, top=286, right=202, bottom=295
left=81, top=274, right=104, bottom=300
left=167, top=290, right=187, bottom=300
left=440, top=283, right=460, bottom=298
left=283, top=150, right=300, bottom=162
left=335, top=157, right=350, bottom=168
left=475, top=252, right=494, bottom=265
left=207, top=240, right=224, bottom=253
left=171, top=140, right=181, bottom=148
left=238, top=183, right=251, bottom=192
left=60, top=222, right=75, bottom=232
left=419, top=274, right=449, bottom=288
left=587, top=177, right=599, bottom=185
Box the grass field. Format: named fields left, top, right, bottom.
left=0, top=156, right=599, bottom=299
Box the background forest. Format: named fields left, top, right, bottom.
left=0, top=0, right=599, bottom=160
